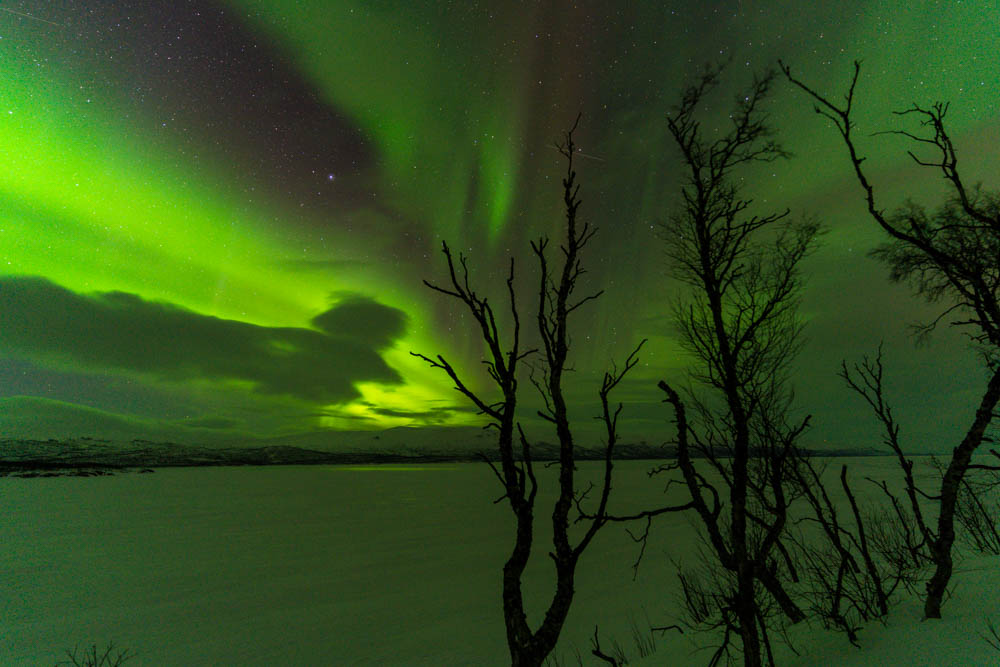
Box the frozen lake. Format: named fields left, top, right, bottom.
left=0, top=458, right=982, bottom=665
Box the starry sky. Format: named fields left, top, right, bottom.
left=1, top=1, right=998, bottom=451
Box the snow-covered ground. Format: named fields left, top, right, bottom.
left=1, top=458, right=997, bottom=665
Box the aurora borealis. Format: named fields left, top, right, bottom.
left=1, top=1, right=998, bottom=450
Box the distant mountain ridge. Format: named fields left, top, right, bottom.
left=0, top=433, right=882, bottom=476
left=0, top=435, right=675, bottom=470
left=0, top=396, right=888, bottom=468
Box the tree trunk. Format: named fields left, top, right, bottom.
left=737, top=561, right=762, bottom=667
left=503, top=504, right=535, bottom=662
left=511, top=559, right=578, bottom=666
left=925, top=365, right=1000, bottom=618
left=755, top=564, right=806, bottom=623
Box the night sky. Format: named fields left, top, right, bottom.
left=1, top=1, right=998, bottom=451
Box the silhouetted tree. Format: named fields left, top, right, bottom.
left=951, top=450, right=1000, bottom=555
left=655, top=65, right=818, bottom=666
left=58, top=641, right=134, bottom=667
left=782, top=60, right=1000, bottom=619
left=837, top=346, right=936, bottom=566
left=787, top=450, right=922, bottom=646
left=412, top=117, right=645, bottom=667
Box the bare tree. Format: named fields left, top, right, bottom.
left=787, top=452, right=925, bottom=646
left=413, top=117, right=644, bottom=667
left=654, top=64, right=819, bottom=666
left=838, top=346, right=935, bottom=565
left=782, top=60, right=1000, bottom=619
left=928, top=447, right=1000, bottom=556
left=58, top=642, right=134, bottom=667
left=778, top=345, right=936, bottom=647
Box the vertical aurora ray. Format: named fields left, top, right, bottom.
left=227, top=0, right=531, bottom=246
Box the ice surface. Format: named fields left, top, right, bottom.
left=1, top=459, right=998, bottom=665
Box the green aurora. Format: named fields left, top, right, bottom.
left=0, top=1, right=998, bottom=450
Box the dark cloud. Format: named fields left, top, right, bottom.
left=0, top=276, right=406, bottom=404
left=311, top=401, right=480, bottom=426
left=311, top=295, right=408, bottom=349
left=360, top=403, right=476, bottom=423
